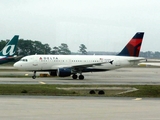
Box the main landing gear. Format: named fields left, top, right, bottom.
left=72, top=74, right=84, bottom=80
left=32, top=71, right=36, bottom=79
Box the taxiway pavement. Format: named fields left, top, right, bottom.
left=0, top=67, right=160, bottom=120
left=0, top=67, right=159, bottom=85
left=0, top=96, right=160, bottom=120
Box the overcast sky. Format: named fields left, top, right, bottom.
left=0, top=0, right=160, bottom=52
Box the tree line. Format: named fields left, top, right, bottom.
left=1, top=39, right=160, bottom=58
left=0, top=39, right=87, bottom=56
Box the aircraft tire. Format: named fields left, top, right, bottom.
left=79, top=75, right=84, bottom=80
left=72, top=74, right=78, bottom=79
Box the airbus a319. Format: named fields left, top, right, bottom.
left=14, top=32, right=144, bottom=80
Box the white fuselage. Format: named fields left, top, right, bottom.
left=14, top=55, right=144, bottom=72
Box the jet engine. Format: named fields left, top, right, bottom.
left=57, top=68, right=71, bottom=77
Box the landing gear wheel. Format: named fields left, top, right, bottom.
left=72, top=74, right=78, bottom=79
left=79, top=75, right=84, bottom=80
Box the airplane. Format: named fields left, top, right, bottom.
left=138, top=62, right=160, bottom=67
left=13, top=32, right=145, bottom=80
left=0, top=35, right=19, bottom=64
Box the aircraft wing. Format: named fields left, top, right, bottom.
left=138, top=63, right=160, bottom=67
left=52, top=59, right=113, bottom=69
left=64, top=62, right=107, bottom=68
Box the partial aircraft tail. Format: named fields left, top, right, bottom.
left=0, top=35, right=19, bottom=56
left=117, top=32, right=144, bottom=57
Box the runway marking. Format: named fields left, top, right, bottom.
left=134, top=98, right=142, bottom=101
left=39, top=82, right=46, bottom=84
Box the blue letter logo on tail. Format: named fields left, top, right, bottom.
left=0, top=35, right=19, bottom=57
left=117, top=32, right=144, bottom=57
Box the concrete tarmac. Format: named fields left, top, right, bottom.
left=0, top=67, right=160, bottom=120
left=0, top=67, right=160, bottom=85
left=0, top=96, right=160, bottom=120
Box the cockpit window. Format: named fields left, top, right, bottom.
left=20, top=59, right=28, bottom=62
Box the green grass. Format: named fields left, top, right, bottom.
left=0, top=84, right=72, bottom=96
left=0, top=84, right=160, bottom=97
left=117, top=85, right=160, bottom=97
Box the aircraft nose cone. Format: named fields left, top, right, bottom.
left=13, top=62, right=20, bottom=69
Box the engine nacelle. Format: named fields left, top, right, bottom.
left=57, top=68, right=71, bottom=77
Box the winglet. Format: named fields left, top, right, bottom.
left=117, top=32, right=144, bottom=57
left=0, top=35, right=19, bottom=56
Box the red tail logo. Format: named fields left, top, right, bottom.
left=118, top=32, right=144, bottom=57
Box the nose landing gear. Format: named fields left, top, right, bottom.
left=32, top=71, right=36, bottom=79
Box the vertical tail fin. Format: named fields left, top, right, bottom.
left=0, top=35, right=19, bottom=56
left=117, top=32, right=144, bottom=57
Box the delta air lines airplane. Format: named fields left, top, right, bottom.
left=14, top=32, right=144, bottom=80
